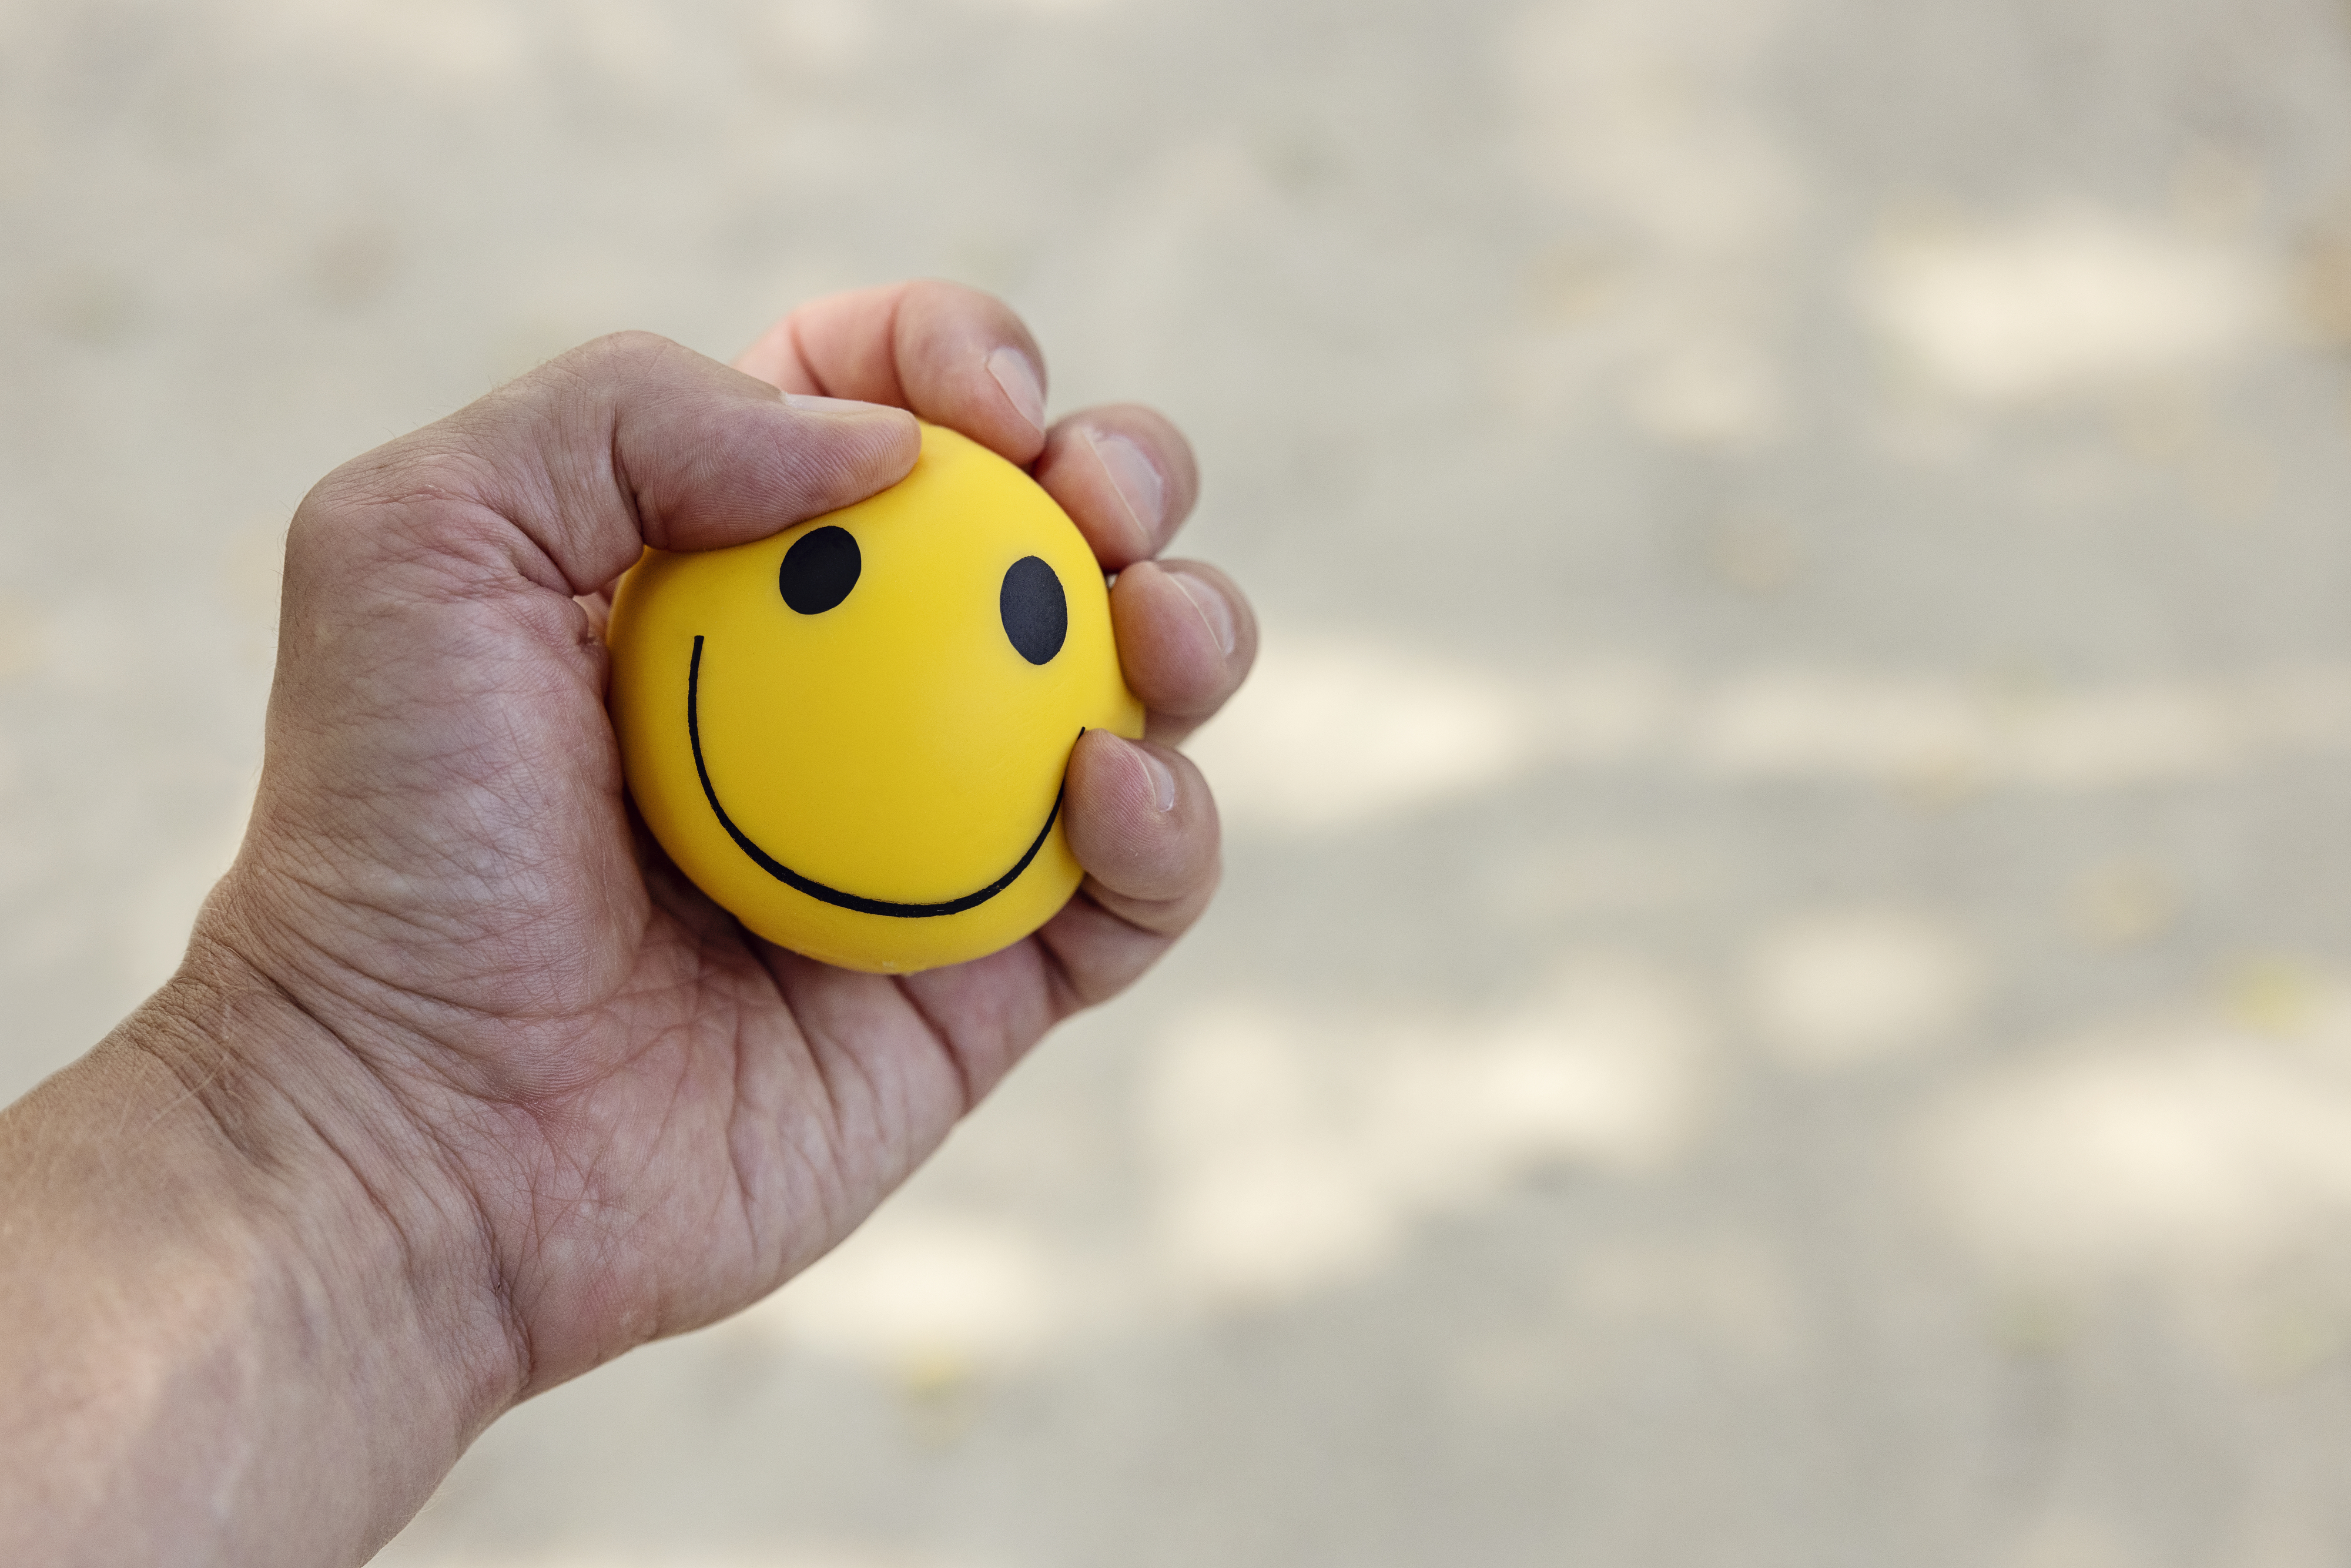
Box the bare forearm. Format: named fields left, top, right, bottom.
left=0, top=964, right=518, bottom=1567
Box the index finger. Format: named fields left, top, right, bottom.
left=734, top=281, right=1050, bottom=467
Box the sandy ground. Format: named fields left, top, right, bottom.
left=9, top=1, right=2351, bottom=1563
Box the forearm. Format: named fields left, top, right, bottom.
left=0, top=958, right=520, bottom=1567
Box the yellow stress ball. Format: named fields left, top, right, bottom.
left=606, top=422, right=1144, bottom=974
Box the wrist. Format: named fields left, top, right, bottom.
left=0, top=941, right=525, bottom=1566
left=142, top=934, right=528, bottom=1396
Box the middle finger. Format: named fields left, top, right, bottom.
left=1031, top=403, right=1200, bottom=571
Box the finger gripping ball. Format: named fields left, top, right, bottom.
left=605, top=423, right=1144, bottom=973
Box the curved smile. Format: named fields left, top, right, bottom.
left=686, top=634, right=1067, bottom=919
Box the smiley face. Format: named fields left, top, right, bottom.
left=606, top=423, right=1144, bottom=973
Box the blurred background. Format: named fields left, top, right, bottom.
left=8, top=0, right=2351, bottom=1563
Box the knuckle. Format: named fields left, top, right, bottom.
left=907, top=277, right=1034, bottom=347
left=907, top=276, right=997, bottom=312
left=537, top=329, right=683, bottom=393
left=610, top=326, right=671, bottom=350
left=585, top=327, right=678, bottom=363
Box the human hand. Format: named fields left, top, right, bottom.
left=0, top=284, right=1255, bottom=1568
left=1, top=282, right=1254, bottom=1566
left=202, top=282, right=1249, bottom=1385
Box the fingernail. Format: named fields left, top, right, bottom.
left=1086, top=430, right=1166, bottom=554
left=1129, top=739, right=1178, bottom=813
left=1166, top=567, right=1237, bottom=657
left=985, top=346, right=1046, bottom=433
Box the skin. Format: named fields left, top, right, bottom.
left=0, top=282, right=1257, bottom=1568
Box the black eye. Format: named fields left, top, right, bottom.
left=778, top=525, right=860, bottom=614
left=999, top=555, right=1067, bottom=665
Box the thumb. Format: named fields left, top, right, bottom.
left=299, top=330, right=917, bottom=599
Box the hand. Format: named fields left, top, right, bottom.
left=236, top=278, right=1252, bottom=1369
left=0, top=282, right=1253, bottom=1566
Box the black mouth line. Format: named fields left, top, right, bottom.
left=688, top=634, right=1068, bottom=919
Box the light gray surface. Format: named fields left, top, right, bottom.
left=9, top=1, right=2351, bottom=1564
